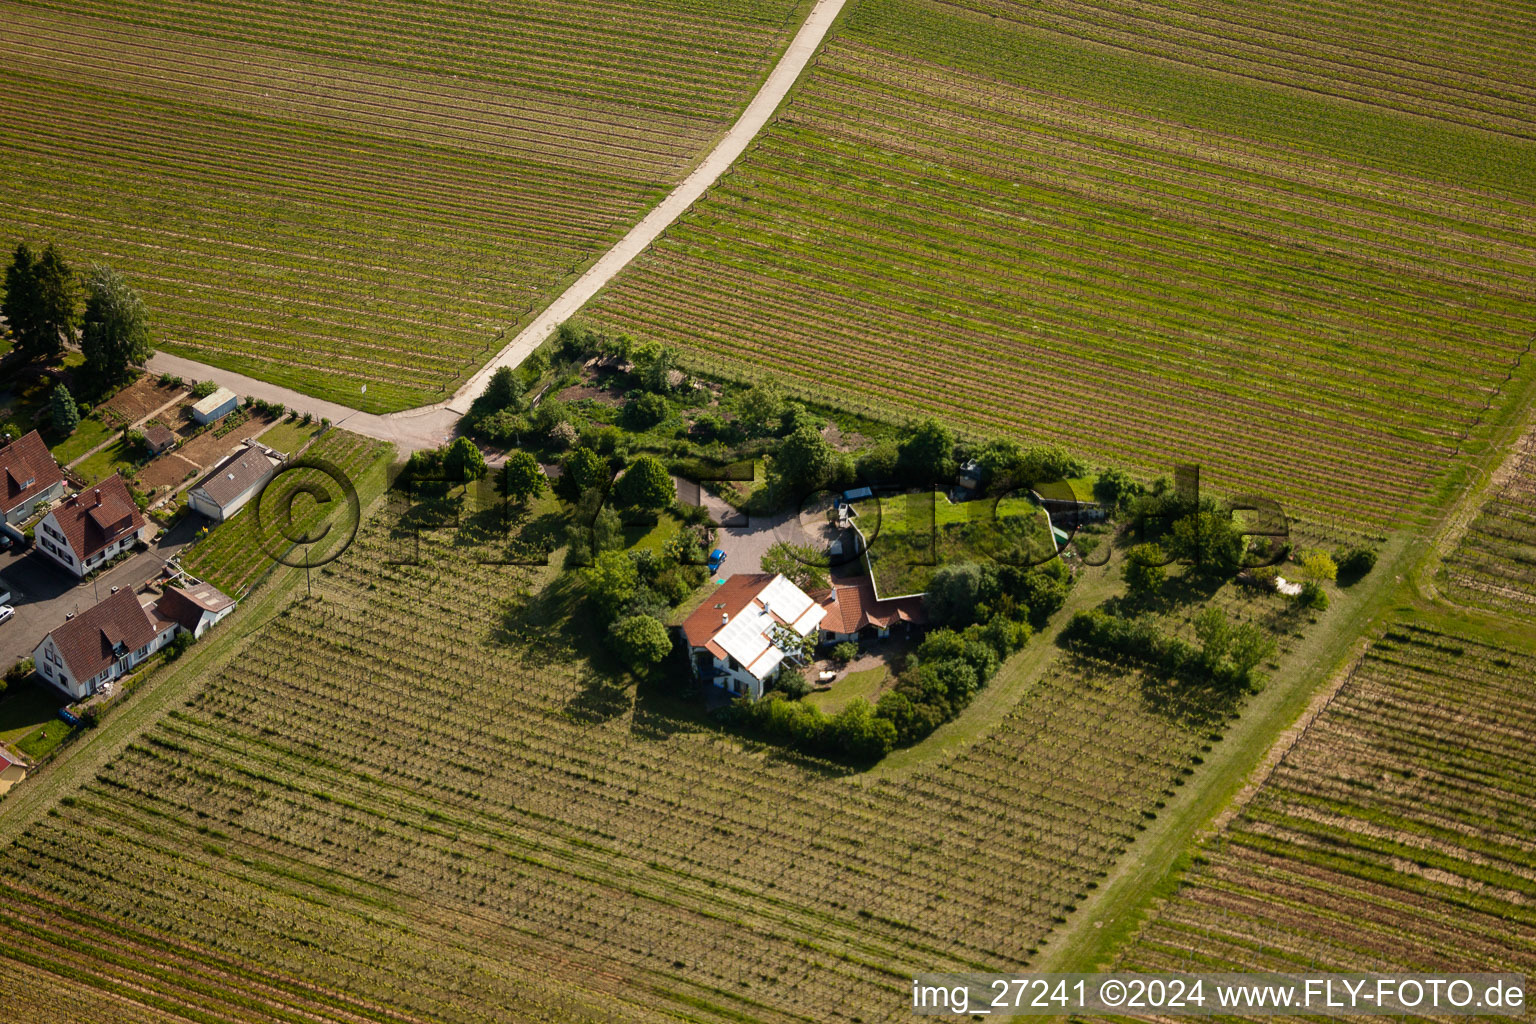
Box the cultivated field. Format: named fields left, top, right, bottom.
left=0, top=512, right=1293, bottom=1023
left=1441, top=426, right=1536, bottom=618
left=0, top=0, right=808, bottom=411
left=586, top=0, right=1536, bottom=529
left=1079, top=624, right=1536, bottom=1021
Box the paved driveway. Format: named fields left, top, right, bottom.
left=0, top=516, right=200, bottom=672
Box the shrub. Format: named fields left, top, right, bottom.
left=1336, top=545, right=1377, bottom=581
left=608, top=613, right=672, bottom=672
left=1123, top=542, right=1167, bottom=596
left=5, top=657, right=34, bottom=688
left=189, top=380, right=218, bottom=399
left=774, top=667, right=812, bottom=700
left=165, top=631, right=195, bottom=660
left=547, top=420, right=578, bottom=450
left=830, top=642, right=858, bottom=665
left=1297, top=549, right=1338, bottom=582
left=1298, top=579, right=1329, bottom=610
left=158, top=372, right=183, bottom=388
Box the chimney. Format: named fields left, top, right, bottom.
left=93, top=488, right=101, bottom=504
left=720, top=612, right=729, bottom=627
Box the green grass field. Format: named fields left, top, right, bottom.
left=588, top=0, right=1536, bottom=530
left=854, top=490, right=1053, bottom=595
left=0, top=0, right=810, bottom=411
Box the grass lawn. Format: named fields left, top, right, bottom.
left=74, top=437, right=142, bottom=486
left=257, top=418, right=323, bottom=456
left=853, top=490, right=1055, bottom=596
left=49, top=415, right=116, bottom=465
left=623, top=512, right=680, bottom=554
left=0, top=683, right=67, bottom=746
left=806, top=664, right=890, bottom=714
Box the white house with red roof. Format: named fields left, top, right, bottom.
left=681, top=573, right=827, bottom=699
left=34, top=473, right=147, bottom=577
left=0, top=429, right=66, bottom=524
left=811, top=576, right=926, bottom=644
left=31, top=588, right=176, bottom=699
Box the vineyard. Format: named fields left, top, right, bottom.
left=1079, top=625, right=1536, bottom=1022
left=179, top=428, right=392, bottom=597
left=0, top=509, right=1279, bottom=1023
left=1441, top=426, right=1536, bottom=618
left=0, top=0, right=808, bottom=411
left=586, top=0, right=1536, bottom=529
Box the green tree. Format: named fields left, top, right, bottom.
left=1298, top=550, right=1338, bottom=583
left=772, top=424, right=836, bottom=492
left=1193, top=607, right=1232, bottom=665
left=615, top=455, right=674, bottom=511
left=1167, top=508, right=1244, bottom=573
left=503, top=450, right=545, bottom=504
left=760, top=541, right=829, bottom=593
left=897, top=417, right=956, bottom=485
left=2, top=243, right=40, bottom=355
left=1335, top=545, right=1377, bottom=581
left=737, top=383, right=783, bottom=436
left=585, top=550, right=638, bottom=621
left=632, top=339, right=679, bottom=393
left=592, top=505, right=624, bottom=554
left=442, top=437, right=487, bottom=487
left=563, top=446, right=608, bottom=494
left=608, top=613, right=672, bottom=671
left=483, top=365, right=524, bottom=410
left=1228, top=623, right=1277, bottom=680
left=925, top=561, right=983, bottom=626
left=31, top=244, right=76, bottom=361
left=80, top=265, right=152, bottom=393
left=1123, top=542, right=1167, bottom=596
left=1093, top=467, right=1143, bottom=514
left=625, top=391, right=669, bottom=428
left=49, top=383, right=80, bottom=436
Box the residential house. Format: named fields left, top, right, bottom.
left=34, top=474, right=147, bottom=577
left=0, top=430, right=66, bottom=524
left=813, top=576, right=926, bottom=645
left=156, top=577, right=235, bottom=638
left=144, top=423, right=177, bottom=455
left=187, top=440, right=282, bottom=522
left=31, top=588, right=177, bottom=699
left=191, top=387, right=239, bottom=425
left=0, top=746, right=25, bottom=797
left=681, top=573, right=827, bottom=699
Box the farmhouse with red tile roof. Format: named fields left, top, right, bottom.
left=811, top=576, right=925, bottom=644
left=0, top=429, right=66, bottom=524
left=681, top=573, right=826, bottom=699
left=34, top=473, right=147, bottom=577
left=31, top=588, right=176, bottom=699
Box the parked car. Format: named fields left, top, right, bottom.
left=0, top=605, right=14, bottom=625
left=707, top=548, right=727, bottom=573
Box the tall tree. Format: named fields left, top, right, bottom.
left=80, top=265, right=152, bottom=393
left=773, top=424, right=836, bottom=492
left=2, top=243, right=40, bottom=355
left=442, top=436, right=487, bottom=487
left=615, top=455, right=674, bottom=511
left=503, top=450, right=545, bottom=504
left=49, top=383, right=80, bottom=436
left=897, top=417, right=956, bottom=485
left=29, top=244, right=77, bottom=361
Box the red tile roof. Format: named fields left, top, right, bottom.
left=49, top=474, right=144, bottom=562
left=0, top=429, right=65, bottom=516
left=0, top=747, right=16, bottom=772
left=681, top=573, right=776, bottom=652
left=813, top=577, right=927, bottom=635
left=155, top=580, right=235, bottom=632
left=47, top=588, right=167, bottom=683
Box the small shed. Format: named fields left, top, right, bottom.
left=191, top=387, right=239, bottom=425
left=144, top=423, right=177, bottom=454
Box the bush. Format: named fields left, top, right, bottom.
left=830, top=641, right=858, bottom=665
left=1123, top=542, right=1167, bottom=596
left=608, top=613, right=672, bottom=672
left=5, top=657, right=34, bottom=688
left=1336, top=545, right=1377, bottom=581
left=625, top=391, right=670, bottom=428
left=190, top=380, right=218, bottom=399
left=158, top=372, right=183, bottom=388
left=1298, top=579, right=1329, bottom=610
left=165, top=631, right=195, bottom=660
left=774, top=667, right=813, bottom=700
